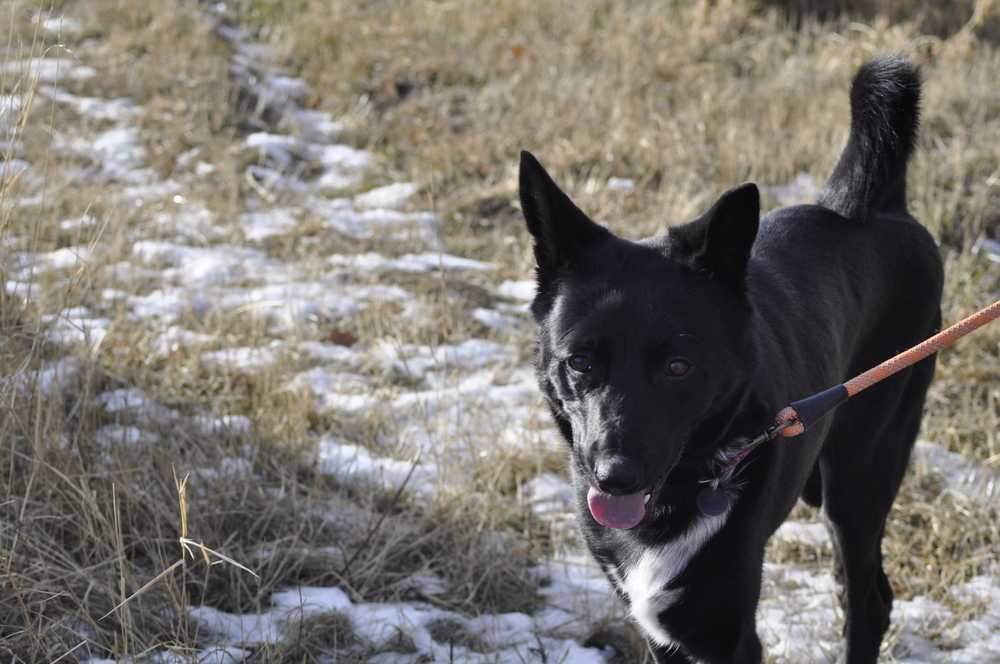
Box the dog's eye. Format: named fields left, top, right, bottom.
left=667, top=358, right=691, bottom=377
left=567, top=354, right=593, bottom=373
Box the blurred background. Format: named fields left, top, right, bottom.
left=1, top=1, right=997, bottom=662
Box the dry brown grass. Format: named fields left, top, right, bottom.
left=1, top=0, right=997, bottom=661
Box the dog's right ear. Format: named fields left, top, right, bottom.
left=519, top=151, right=609, bottom=273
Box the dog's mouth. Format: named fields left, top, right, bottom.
left=586, top=448, right=705, bottom=529
left=586, top=487, right=651, bottom=529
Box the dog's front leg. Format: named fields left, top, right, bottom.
left=641, top=544, right=766, bottom=664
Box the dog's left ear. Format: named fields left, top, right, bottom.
left=669, top=183, right=760, bottom=291
left=519, top=151, right=610, bottom=273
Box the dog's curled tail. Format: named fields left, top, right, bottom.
left=818, top=56, right=921, bottom=222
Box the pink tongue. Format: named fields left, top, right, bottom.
left=587, top=486, right=647, bottom=529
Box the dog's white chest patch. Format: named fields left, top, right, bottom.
left=621, top=510, right=731, bottom=646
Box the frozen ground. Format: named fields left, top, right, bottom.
left=4, top=5, right=997, bottom=663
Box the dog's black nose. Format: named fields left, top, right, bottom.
left=594, top=455, right=643, bottom=495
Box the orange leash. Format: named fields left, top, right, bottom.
left=697, top=299, right=1000, bottom=516
left=777, top=299, right=1000, bottom=437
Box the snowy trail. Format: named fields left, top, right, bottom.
left=3, top=6, right=997, bottom=664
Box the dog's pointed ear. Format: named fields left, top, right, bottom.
left=668, top=183, right=760, bottom=291
left=519, top=151, right=609, bottom=273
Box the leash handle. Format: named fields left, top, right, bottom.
left=778, top=299, right=1000, bottom=437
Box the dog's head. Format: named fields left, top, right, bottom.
left=519, top=152, right=760, bottom=529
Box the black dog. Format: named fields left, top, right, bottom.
left=519, top=56, right=942, bottom=663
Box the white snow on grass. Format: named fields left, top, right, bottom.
left=216, top=281, right=409, bottom=330
left=5, top=357, right=81, bottom=396
left=189, top=457, right=255, bottom=484
left=201, top=344, right=282, bottom=371
left=758, top=563, right=840, bottom=663
left=295, top=340, right=362, bottom=366
left=373, top=339, right=514, bottom=380
left=153, top=326, right=216, bottom=355
left=42, top=308, right=109, bottom=350
left=286, top=368, right=376, bottom=415
left=312, top=144, right=373, bottom=183
left=892, top=573, right=1000, bottom=662
left=96, top=387, right=154, bottom=413
left=353, top=182, right=418, bottom=209
left=245, top=132, right=297, bottom=170
left=152, top=201, right=220, bottom=241
left=119, top=179, right=183, bottom=206
left=15, top=245, right=92, bottom=277
left=313, top=201, right=440, bottom=245
left=0, top=58, right=96, bottom=82
left=59, top=214, right=98, bottom=231
left=128, top=288, right=211, bottom=323
left=39, top=15, right=83, bottom=34
left=316, top=437, right=437, bottom=498
left=281, top=108, right=342, bottom=143
left=191, top=582, right=611, bottom=663
left=94, top=425, right=160, bottom=448
left=472, top=307, right=526, bottom=332
left=0, top=158, right=31, bottom=181
left=496, top=279, right=535, bottom=301
left=0, top=95, right=25, bottom=130
left=606, top=176, right=635, bottom=191
left=523, top=472, right=576, bottom=518
left=92, top=127, right=153, bottom=182
left=912, top=440, right=998, bottom=503
left=772, top=520, right=831, bottom=550
left=244, top=133, right=373, bottom=191
left=188, top=606, right=284, bottom=646
left=328, top=251, right=493, bottom=273
left=132, top=241, right=282, bottom=287
left=533, top=554, right=620, bottom=638
left=239, top=207, right=299, bottom=241
left=40, top=86, right=141, bottom=121
left=192, top=414, right=253, bottom=436
left=382, top=368, right=547, bottom=461
left=95, top=387, right=178, bottom=421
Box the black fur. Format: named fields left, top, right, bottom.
left=519, top=56, right=942, bottom=663
left=818, top=55, right=921, bottom=221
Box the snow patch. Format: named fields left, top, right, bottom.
left=524, top=473, right=575, bottom=518
left=154, top=326, right=216, bottom=356
left=316, top=437, right=437, bottom=498
left=240, top=208, right=299, bottom=241
left=0, top=58, right=96, bottom=82
left=606, top=177, right=635, bottom=191
left=95, top=425, right=160, bottom=448
left=201, top=344, right=282, bottom=371
left=913, top=440, right=997, bottom=503
left=132, top=241, right=281, bottom=287
left=374, top=339, right=514, bottom=380
left=92, top=127, right=152, bottom=182
left=353, top=182, right=418, bottom=209
left=328, top=251, right=493, bottom=273
left=497, top=279, right=535, bottom=301
left=287, top=369, right=376, bottom=415
left=772, top=520, right=831, bottom=549
left=40, top=86, right=140, bottom=121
